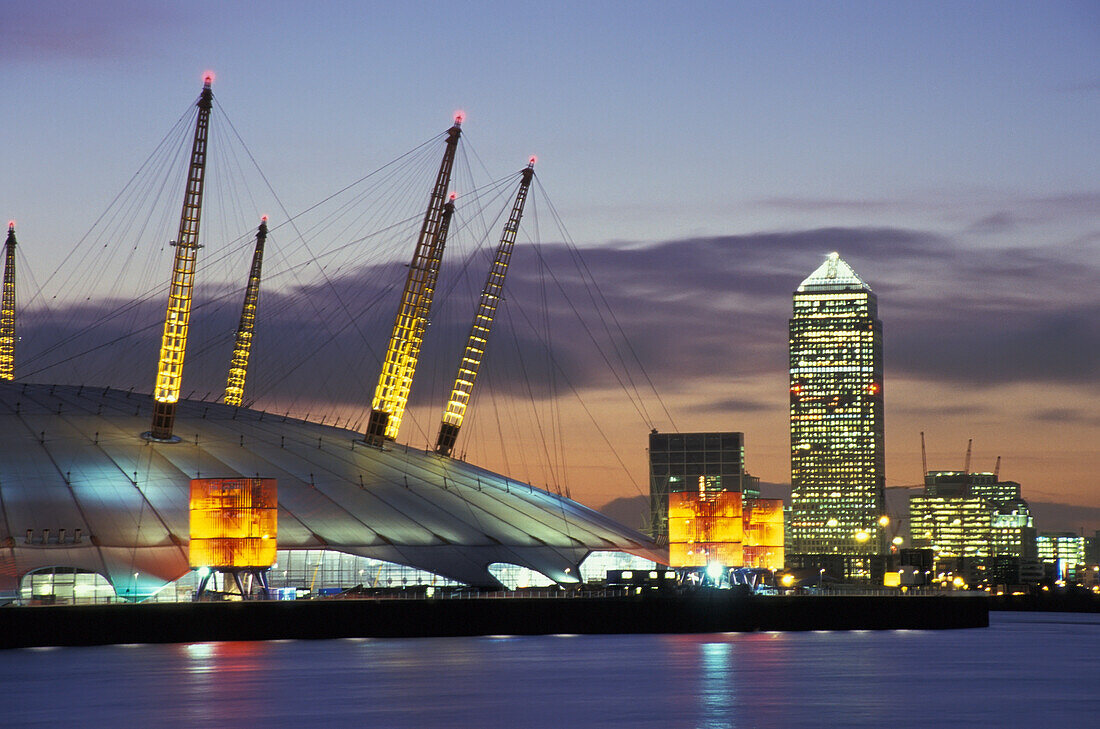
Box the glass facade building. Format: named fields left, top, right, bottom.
left=648, top=431, right=744, bottom=541
left=909, top=471, right=1037, bottom=567
left=909, top=496, right=992, bottom=558
left=788, top=253, right=885, bottom=577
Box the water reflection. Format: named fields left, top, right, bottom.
left=699, top=641, right=734, bottom=728
left=0, top=614, right=1096, bottom=728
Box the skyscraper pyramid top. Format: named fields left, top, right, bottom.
left=796, top=252, right=873, bottom=292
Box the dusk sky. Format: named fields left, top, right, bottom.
left=3, top=2, right=1098, bottom=529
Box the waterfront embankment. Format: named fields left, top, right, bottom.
left=0, top=592, right=988, bottom=649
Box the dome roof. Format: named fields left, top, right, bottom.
left=0, top=382, right=661, bottom=598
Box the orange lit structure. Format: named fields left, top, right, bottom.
left=668, top=491, right=785, bottom=570
left=668, top=491, right=743, bottom=567
left=189, top=478, right=277, bottom=569
left=742, top=498, right=785, bottom=570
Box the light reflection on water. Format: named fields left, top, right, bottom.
left=1, top=613, right=1097, bottom=728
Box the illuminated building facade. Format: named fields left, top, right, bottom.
left=909, top=470, right=1036, bottom=566
left=990, top=499, right=1037, bottom=560
left=666, top=490, right=785, bottom=571
left=909, top=496, right=991, bottom=558
left=648, top=431, right=745, bottom=541
left=189, top=478, right=278, bottom=569
left=788, top=253, right=885, bottom=578
left=1036, top=533, right=1086, bottom=572
left=742, top=498, right=785, bottom=570
left=668, top=491, right=743, bottom=567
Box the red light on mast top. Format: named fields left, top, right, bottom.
left=261, top=215, right=268, bottom=222
left=528, top=155, right=538, bottom=166
left=448, top=192, right=457, bottom=201
left=203, top=71, right=215, bottom=86
left=453, top=110, right=465, bottom=125
left=7, top=220, right=14, bottom=230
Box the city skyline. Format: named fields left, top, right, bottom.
left=2, top=2, right=1097, bottom=524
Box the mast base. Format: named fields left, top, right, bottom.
left=436, top=423, right=459, bottom=457
left=364, top=409, right=390, bottom=448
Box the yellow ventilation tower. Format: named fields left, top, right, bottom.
left=224, top=217, right=268, bottom=407
left=364, top=116, right=462, bottom=446
left=148, top=76, right=214, bottom=441
left=0, top=221, right=16, bottom=381
left=436, top=159, right=535, bottom=456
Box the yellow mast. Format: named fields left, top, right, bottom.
left=364, top=116, right=462, bottom=446
left=436, top=159, right=535, bottom=456
left=224, top=217, right=268, bottom=407
left=0, top=221, right=17, bottom=381
left=148, top=76, right=214, bottom=441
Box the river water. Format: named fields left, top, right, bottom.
left=1, top=612, right=1096, bottom=728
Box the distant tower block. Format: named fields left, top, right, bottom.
left=148, top=77, right=214, bottom=441
left=224, top=217, right=268, bottom=407
left=189, top=477, right=277, bottom=599
left=788, top=252, right=886, bottom=579
left=0, top=222, right=17, bottom=381
left=365, top=116, right=462, bottom=446
left=436, top=159, right=536, bottom=457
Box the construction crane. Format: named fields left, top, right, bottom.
left=436, top=159, right=536, bottom=457
left=920, top=431, right=927, bottom=479
left=364, top=115, right=463, bottom=446
left=148, top=75, right=214, bottom=441
left=0, top=221, right=16, bottom=381
left=224, top=217, right=268, bottom=407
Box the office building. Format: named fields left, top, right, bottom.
left=1037, top=532, right=1087, bottom=579
left=910, top=471, right=1035, bottom=561
left=649, top=431, right=744, bottom=541
left=788, top=252, right=885, bottom=578
left=652, top=431, right=784, bottom=570
left=909, top=496, right=992, bottom=558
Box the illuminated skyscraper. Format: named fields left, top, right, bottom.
left=788, top=253, right=885, bottom=578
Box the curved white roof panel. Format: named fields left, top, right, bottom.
left=796, top=252, right=872, bottom=292
left=0, top=382, right=663, bottom=598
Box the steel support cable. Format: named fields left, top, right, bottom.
left=40, top=116, right=188, bottom=356
left=519, top=237, right=655, bottom=428
left=527, top=244, right=579, bottom=537
left=27, top=157, right=510, bottom=378
left=527, top=199, right=570, bottom=498
left=501, top=295, right=560, bottom=491
left=247, top=164, right=449, bottom=416
left=99, top=122, right=191, bottom=305
left=535, top=226, right=565, bottom=491
left=215, top=102, right=432, bottom=372
left=20, top=113, right=204, bottom=374
left=27, top=104, right=196, bottom=310
left=535, top=192, right=655, bottom=430
left=504, top=291, right=647, bottom=499
left=534, top=178, right=677, bottom=430
left=20, top=210, right=265, bottom=373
